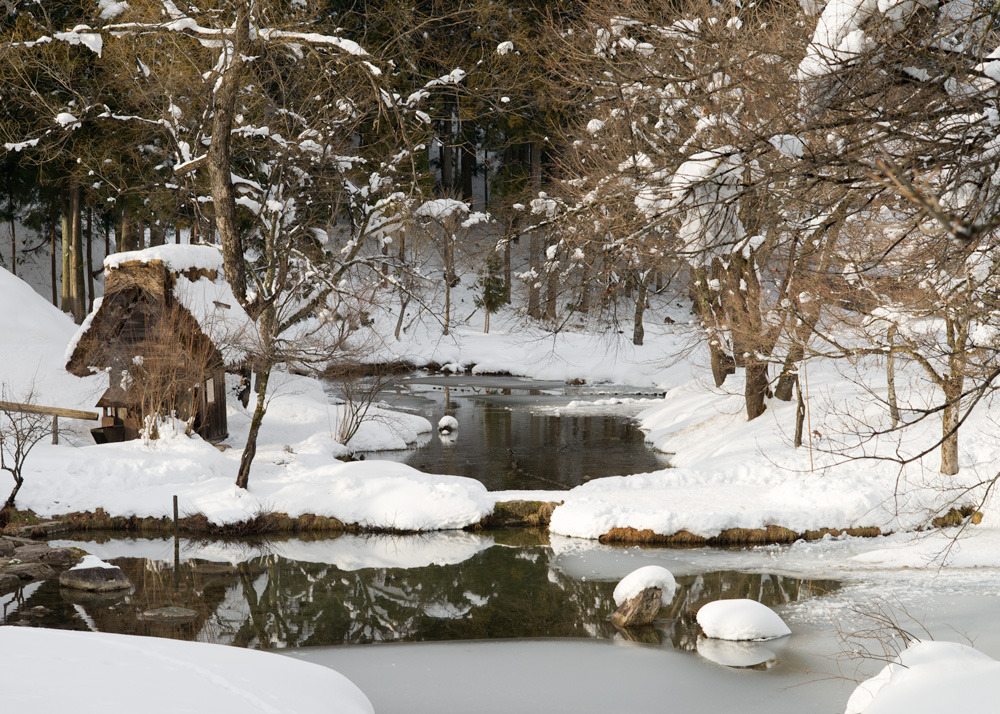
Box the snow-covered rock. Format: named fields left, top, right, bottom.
left=438, top=415, right=459, bottom=433
left=612, top=565, right=677, bottom=607
left=696, top=599, right=790, bottom=641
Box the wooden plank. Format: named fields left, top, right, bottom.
left=0, top=401, right=99, bottom=421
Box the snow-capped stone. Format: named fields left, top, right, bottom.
left=612, top=565, right=677, bottom=607
left=438, top=415, right=459, bottom=433
left=696, top=599, right=790, bottom=641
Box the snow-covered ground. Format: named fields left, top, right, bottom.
left=2, top=627, right=373, bottom=714
left=3, top=249, right=1000, bottom=551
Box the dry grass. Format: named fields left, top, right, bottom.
left=600, top=524, right=885, bottom=546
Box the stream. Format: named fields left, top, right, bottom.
left=327, top=374, right=670, bottom=490
left=6, top=376, right=1000, bottom=712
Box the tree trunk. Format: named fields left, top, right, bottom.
left=461, top=138, right=474, bottom=202
left=149, top=220, right=165, bottom=247
left=794, top=374, right=805, bottom=448
left=8, top=215, right=15, bottom=277
left=236, top=362, right=271, bottom=489
left=49, top=205, right=57, bottom=306
left=440, top=136, right=453, bottom=190
left=503, top=239, right=511, bottom=304
left=60, top=189, right=72, bottom=314
left=940, top=377, right=962, bottom=476
left=632, top=273, right=648, bottom=346
left=70, top=183, right=85, bottom=323
left=527, top=142, right=542, bottom=319
left=745, top=356, right=769, bottom=421
left=774, top=345, right=803, bottom=402
left=85, top=207, right=94, bottom=313
left=206, top=1, right=250, bottom=311
left=692, top=266, right=735, bottom=388
left=887, top=327, right=899, bottom=428
left=3, top=473, right=24, bottom=511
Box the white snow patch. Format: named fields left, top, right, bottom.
left=3, top=627, right=373, bottom=714
left=845, top=641, right=1000, bottom=714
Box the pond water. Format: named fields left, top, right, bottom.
left=7, top=531, right=1000, bottom=713
left=2, top=532, right=835, bottom=650
left=327, top=375, right=670, bottom=490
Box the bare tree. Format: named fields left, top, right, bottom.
left=1, top=385, right=52, bottom=511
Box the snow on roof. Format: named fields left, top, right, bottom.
left=173, top=274, right=257, bottom=366
left=104, top=243, right=224, bottom=274
left=63, top=295, right=103, bottom=369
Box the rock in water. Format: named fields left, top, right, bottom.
left=59, top=557, right=132, bottom=592
left=696, top=599, right=790, bottom=641
left=613, top=565, right=677, bottom=607
left=59, top=566, right=132, bottom=592
left=611, top=586, right=664, bottom=627
left=6, top=563, right=55, bottom=581
left=438, top=415, right=459, bottom=434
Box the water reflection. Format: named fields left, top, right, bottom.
left=378, top=389, right=668, bottom=491
left=3, top=534, right=838, bottom=654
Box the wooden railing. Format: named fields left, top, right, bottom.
left=0, top=400, right=99, bottom=445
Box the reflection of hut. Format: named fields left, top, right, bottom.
left=65, top=245, right=254, bottom=443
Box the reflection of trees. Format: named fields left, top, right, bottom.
left=3, top=540, right=838, bottom=653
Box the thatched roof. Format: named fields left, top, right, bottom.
left=65, top=245, right=256, bottom=377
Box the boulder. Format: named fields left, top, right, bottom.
left=12, top=544, right=50, bottom=562
left=59, top=566, right=132, bottom=592
left=6, top=562, right=55, bottom=581
left=0, top=573, right=20, bottom=593
left=0, top=538, right=14, bottom=557
left=611, top=586, right=663, bottom=628
left=41, top=548, right=79, bottom=567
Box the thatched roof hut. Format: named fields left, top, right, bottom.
left=65, top=245, right=255, bottom=443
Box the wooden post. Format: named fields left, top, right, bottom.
left=52, top=415, right=58, bottom=445
left=173, top=494, right=180, bottom=590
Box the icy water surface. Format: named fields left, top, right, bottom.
left=325, top=374, right=670, bottom=490
left=11, top=532, right=1000, bottom=713
left=2, top=531, right=835, bottom=649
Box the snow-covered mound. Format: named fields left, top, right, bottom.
left=612, top=565, right=677, bottom=606
left=438, top=415, right=459, bottom=433
left=3, top=627, right=373, bottom=714
left=696, top=599, right=790, bottom=641
left=845, top=641, right=1000, bottom=714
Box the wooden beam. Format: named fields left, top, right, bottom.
left=0, top=401, right=99, bottom=421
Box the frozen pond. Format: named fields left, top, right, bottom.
left=9, top=530, right=1000, bottom=713
left=325, top=374, right=670, bottom=490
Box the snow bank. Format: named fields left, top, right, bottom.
left=0, top=267, right=101, bottom=411
left=2, top=627, right=373, bottom=714
left=696, top=599, right=790, bottom=641
left=21, top=438, right=492, bottom=530
left=547, top=467, right=892, bottom=540
left=845, top=641, right=1000, bottom=714
left=612, top=565, right=677, bottom=606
